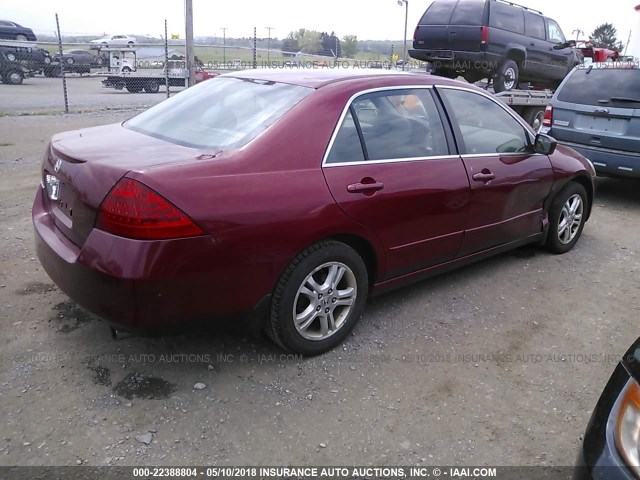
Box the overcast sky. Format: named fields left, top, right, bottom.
left=4, top=0, right=640, bottom=51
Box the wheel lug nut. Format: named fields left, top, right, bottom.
left=328, top=289, right=333, bottom=294
left=332, top=298, right=337, bottom=303
left=325, top=308, right=330, bottom=313
left=318, top=294, right=323, bottom=299
left=316, top=306, right=321, bottom=311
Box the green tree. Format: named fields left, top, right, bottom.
left=282, top=31, right=300, bottom=53
left=342, top=35, right=358, bottom=58
left=300, top=30, right=322, bottom=54
left=590, top=23, right=624, bottom=51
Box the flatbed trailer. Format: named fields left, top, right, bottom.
left=99, top=71, right=188, bottom=93
left=494, top=89, right=553, bottom=133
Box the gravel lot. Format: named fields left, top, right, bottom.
left=0, top=76, right=176, bottom=115
left=0, top=110, right=639, bottom=468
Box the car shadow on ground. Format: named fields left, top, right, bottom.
left=594, top=177, right=640, bottom=208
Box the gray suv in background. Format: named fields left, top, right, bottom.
left=544, top=64, right=640, bottom=178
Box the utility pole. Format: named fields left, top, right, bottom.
left=398, top=0, right=409, bottom=70
left=572, top=28, right=584, bottom=41
left=253, top=27, right=257, bottom=69
left=55, top=13, right=68, bottom=114
left=164, top=19, right=170, bottom=98
left=265, top=26, right=274, bottom=64
left=185, top=0, right=195, bottom=86
left=221, top=27, right=227, bottom=65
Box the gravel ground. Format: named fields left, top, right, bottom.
left=0, top=76, right=175, bottom=115
left=0, top=111, right=639, bottom=467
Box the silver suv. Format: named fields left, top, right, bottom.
left=544, top=63, right=640, bottom=178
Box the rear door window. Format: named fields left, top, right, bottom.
left=326, top=89, right=450, bottom=163
left=557, top=68, right=640, bottom=108
left=489, top=2, right=525, bottom=34
left=524, top=12, right=546, bottom=40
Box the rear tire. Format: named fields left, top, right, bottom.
left=126, top=83, right=143, bottom=93
left=268, top=240, right=369, bottom=355
left=15, top=34, right=27, bottom=41
left=143, top=80, right=160, bottom=93
left=524, top=107, right=546, bottom=133
left=494, top=59, right=519, bottom=93
left=545, top=182, right=588, bottom=254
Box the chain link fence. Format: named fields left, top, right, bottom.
left=0, top=16, right=415, bottom=116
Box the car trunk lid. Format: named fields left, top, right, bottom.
left=42, top=123, right=217, bottom=247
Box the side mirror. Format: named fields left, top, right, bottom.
left=534, top=133, right=557, bottom=155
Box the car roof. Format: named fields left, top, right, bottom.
left=223, top=68, right=442, bottom=89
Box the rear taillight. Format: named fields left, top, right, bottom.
left=96, top=178, right=204, bottom=240
left=413, top=26, right=419, bottom=42
left=543, top=105, right=553, bottom=127
left=480, top=26, right=489, bottom=45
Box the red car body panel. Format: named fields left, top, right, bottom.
left=33, top=71, right=595, bottom=330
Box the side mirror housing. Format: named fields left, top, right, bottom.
left=534, top=133, right=557, bottom=155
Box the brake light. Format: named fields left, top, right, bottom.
left=413, top=26, right=419, bottom=42
left=480, top=26, right=489, bottom=45
left=96, top=178, right=204, bottom=240
left=543, top=105, right=553, bottom=127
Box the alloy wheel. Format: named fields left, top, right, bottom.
left=557, top=194, right=583, bottom=245
left=293, top=262, right=357, bottom=341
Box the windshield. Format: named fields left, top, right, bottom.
left=125, top=77, right=312, bottom=149
left=558, top=68, right=640, bottom=107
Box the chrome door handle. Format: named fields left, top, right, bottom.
left=347, top=182, right=384, bottom=193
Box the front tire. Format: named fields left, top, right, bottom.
left=545, top=182, right=588, bottom=254
left=494, top=59, right=519, bottom=93
left=4, top=70, right=24, bottom=85
left=268, top=240, right=369, bottom=355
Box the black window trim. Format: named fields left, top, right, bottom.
left=322, top=85, right=459, bottom=168
left=434, top=85, right=539, bottom=157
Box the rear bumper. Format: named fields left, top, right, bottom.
left=408, top=49, right=500, bottom=72
left=557, top=141, right=640, bottom=179
left=33, top=186, right=271, bottom=330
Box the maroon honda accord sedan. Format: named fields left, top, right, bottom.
left=33, top=69, right=596, bottom=354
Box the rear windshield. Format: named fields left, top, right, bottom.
left=420, top=0, right=456, bottom=25
left=450, top=0, right=486, bottom=25
left=557, top=68, right=640, bottom=108
left=125, top=77, right=312, bottom=149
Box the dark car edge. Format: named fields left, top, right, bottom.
left=0, top=19, right=37, bottom=41
left=576, top=338, right=640, bottom=480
